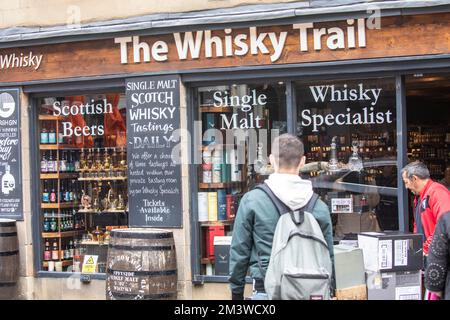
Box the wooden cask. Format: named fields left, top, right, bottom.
left=106, top=228, right=177, bottom=300
left=0, top=219, right=19, bottom=286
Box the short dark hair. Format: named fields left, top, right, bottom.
left=401, top=161, right=430, bottom=180
left=271, top=134, right=304, bottom=169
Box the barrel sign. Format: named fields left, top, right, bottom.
left=106, top=228, right=178, bottom=300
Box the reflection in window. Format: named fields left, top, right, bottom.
left=196, top=82, right=286, bottom=276
left=295, top=78, right=398, bottom=239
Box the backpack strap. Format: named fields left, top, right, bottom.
left=305, top=193, right=319, bottom=214
left=255, top=183, right=319, bottom=225
left=290, top=193, right=319, bottom=225
left=254, top=183, right=291, bottom=216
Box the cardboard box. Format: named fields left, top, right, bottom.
left=358, top=231, right=423, bottom=272
left=214, top=236, right=232, bottom=276
left=335, top=212, right=381, bottom=236
left=366, top=270, right=422, bottom=300
left=334, top=245, right=366, bottom=290
left=336, top=284, right=367, bottom=300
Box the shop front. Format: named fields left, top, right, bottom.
left=0, top=7, right=450, bottom=299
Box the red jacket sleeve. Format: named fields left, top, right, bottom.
left=429, top=186, right=450, bottom=221
left=424, top=185, right=450, bottom=254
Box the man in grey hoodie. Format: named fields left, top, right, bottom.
left=228, top=133, right=334, bottom=300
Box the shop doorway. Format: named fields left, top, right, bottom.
left=406, top=73, right=450, bottom=231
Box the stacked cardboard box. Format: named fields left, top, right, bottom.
left=357, top=231, right=424, bottom=300
left=333, top=244, right=367, bottom=300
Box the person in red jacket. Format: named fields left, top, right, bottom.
left=401, top=161, right=450, bottom=257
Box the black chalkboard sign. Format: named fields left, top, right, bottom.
left=0, top=89, right=23, bottom=220
left=126, top=75, right=182, bottom=227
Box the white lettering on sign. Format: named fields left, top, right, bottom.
left=300, top=83, right=393, bottom=132
left=0, top=52, right=43, bottom=70
left=115, top=19, right=368, bottom=64
left=53, top=99, right=113, bottom=137
left=211, top=89, right=267, bottom=130
left=213, top=89, right=266, bottom=112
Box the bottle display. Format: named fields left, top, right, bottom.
left=40, top=126, right=49, bottom=144
left=408, top=126, right=449, bottom=181
left=197, top=84, right=270, bottom=276
left=39, top=94, right=129, bottom=272
left=48, top=127, right=56, bottom=144
left=43, top=240, right=52, bottom=261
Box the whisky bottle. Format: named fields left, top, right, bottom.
left=41, top=152, right=48, bottom=173
left=50, top=216, right=57, bottom=232
left=72, top=151, right=80, bottom=172
left=328, top=136, right=340, bottom=172
left=51, top=241, right=59, bottom=260
left=50, top=181, right=57, bottom=203
left=42, top=181, right=50, bottom=203
left=103, top=148, right=111, bottom=171
left=60, top=151, right=67, bottom=172
left=48, top=127, right=56, bottom=144
left=111, top=148, right=118, bottom=171
left=69, top=241, right=74, bottom=259
left=44, top=240, right=52, bottom=261
left=80, top=148, right=87, bottom=171
left=60, top=181, right=66, bottom=203
left=119, top=147, right=127, bottom=173
left=86, top=148, right=94, bottom=171
left=47, top=151, right=54, bottom=173
left=95, top=148, right=103, bottom=171
left=40, top=126, right=49, bottom=144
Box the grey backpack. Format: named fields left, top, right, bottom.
left=256, top=184, right=332, bottom=300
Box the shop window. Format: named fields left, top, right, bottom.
left=406, top=72, right=450, bottom=231
left=295, top=78, right=399, bottom=240
left=195, top=82, right=286, bottom=277
left=38, top=93, right=127, bottom=273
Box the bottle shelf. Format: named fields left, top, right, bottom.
left=78, top=177, right=127, bottom=181
left=198, top=182, right=241, bottom=189
left=199, top=220, right=235, bottom=227
left=38, top=115, right=66, bottom=121
left=77, top=209, right=127, bottom=214
left=79, top=241, right=109, bottom=246
left=39, top=144, right=59, bottom=150
left=408, top=143, right=448, bottom=148
left=39, top=144, right=84, bottom=150
left=40, top=172, right=79, bottom=179
left=42, top=260, right=73, bottom=268
left=200, top=106, right=234, bottom=113
left=201, top=258, right=214, bottom=265
left=41, top=202, right=78, bottom=209
left=42, top=230, right=84, bottom=238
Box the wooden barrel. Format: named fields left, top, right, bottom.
left=0, top=219, right=19, bottom=287
left=106, top=228, right=177, bottom=300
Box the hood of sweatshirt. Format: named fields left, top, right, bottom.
left=264, top=173, right=314, bottom=211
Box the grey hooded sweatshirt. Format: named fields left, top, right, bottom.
left=229, top=173, right=334, bottom=297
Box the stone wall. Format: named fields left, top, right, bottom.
left=0, top=0, right=301, bottom=29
